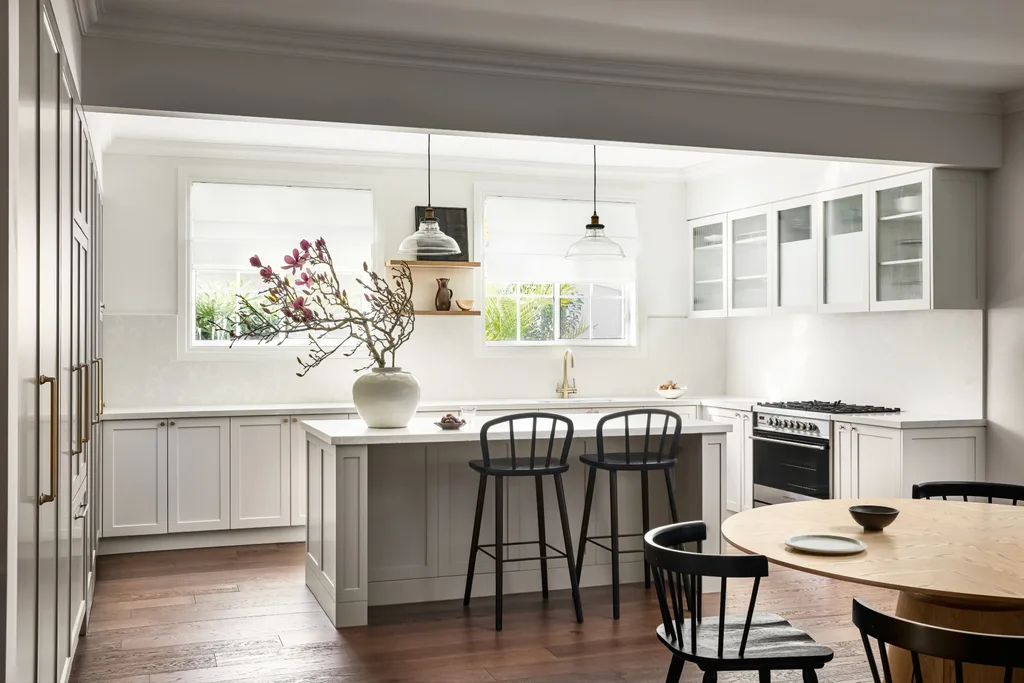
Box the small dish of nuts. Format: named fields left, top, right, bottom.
left=435, top=413, right=467, bottom=430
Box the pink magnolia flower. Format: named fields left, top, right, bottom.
left=314, top=237, right=326, bottom=250
left=299, top=239, right=311, bottom=252
left=282, top=248, right=307, bottom=274
left=249, top=254, right=262, bottom=268
left=291, top=296, right=314, bottom=321
left=259, top=265, right=274, bottom=282
left=295, top=270, right=313, bottom=288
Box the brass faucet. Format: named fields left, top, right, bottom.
left=557, top=348, right=577, bottom=398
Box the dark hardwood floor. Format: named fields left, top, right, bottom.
left=71, top=542, right=896, bottom=683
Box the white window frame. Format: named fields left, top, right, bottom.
left=177, top=165, right=381, bottom=360
left=474, top=180, right=643, bottom=354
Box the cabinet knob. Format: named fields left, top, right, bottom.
left=159, top=421, right=166, bottom=426
left=839, top=425, right=846, bottom=431
left=292, top=417, right=298, bottom=423
left=170, top=421, right=175, bottom=426
left=283, top=418, right=288, bottom=423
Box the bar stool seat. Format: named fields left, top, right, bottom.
left=579, top=451, right=676, bottom=471
left=468, top=458, right=570, bottom=476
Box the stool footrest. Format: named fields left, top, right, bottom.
left=584, top=539, right=644, bottom=554
left=475, top=541, right=568, bottom=562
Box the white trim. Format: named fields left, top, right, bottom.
left=175, top=164, right=384, bottom=361
left=82, top=9, right=1001, bottom=116
left=98, top=525, right=305, bottom=555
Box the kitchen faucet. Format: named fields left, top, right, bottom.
left=557, top=348, right=577, bottom=398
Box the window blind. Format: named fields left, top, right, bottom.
left=484, top=196, right=638, bottom=283
left=190, top=182, right=374, bottom=273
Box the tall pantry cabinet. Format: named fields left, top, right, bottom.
left=15, top=2, right=105, bottom=681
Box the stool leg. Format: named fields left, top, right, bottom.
left=641, top=470, right=651, bottom=589
left=801, top=670, right=818, bottom=683
left=758, top=671, right=771, bottom=683
left=575, top=466, right=596, bottom=584
left=535, top=476, right=549, bottom=599
left=664, top=468, right=679, bottom=523
left=495, top=475, right=504, bottom=631
left=610, top=469, right=620, bottom=620
left=463, top=473, right=487, bottom=606
left=554, top=473, right=583, bottom=624
left=665, top=656, right=685, bottom=683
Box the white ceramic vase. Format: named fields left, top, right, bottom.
left=352, top=367, right=421, bottom=428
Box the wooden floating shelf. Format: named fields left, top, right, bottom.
left=414, top=310, right=481, bottom=316
left=386, top=260, right=481, bottom=269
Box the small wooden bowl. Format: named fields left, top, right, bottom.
left=849, top=504, right=899, bottom=531
left=455, top=300, right=475, bottom=311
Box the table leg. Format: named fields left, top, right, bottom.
left=889, top=591, right=1024, bottom=683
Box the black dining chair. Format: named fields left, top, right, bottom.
left=462, top=412, right=584, bottom=631
left=853, top=598, right=1024, bottom=682
left=577, top=408, right=683, bottom=619
left=911, top=480, right=1024, bottom=505
left=644, top=521, right=833, bottom=683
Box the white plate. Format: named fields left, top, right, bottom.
left=785, top=534, right=866, bottom=556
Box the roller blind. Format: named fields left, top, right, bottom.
left=190, top=182, right=374, bottom=273
left=484, top=196, right=638, bottom=283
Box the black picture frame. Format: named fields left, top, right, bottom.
left=413, top=206, right=469, bottom=262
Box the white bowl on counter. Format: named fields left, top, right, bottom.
left=656, top=387, right=686, bottom=399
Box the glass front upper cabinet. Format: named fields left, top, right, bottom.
left=819, top=190, right=869, bottom=312
left=872, top=178, right=929, bottom=310
left=727, top=207, right=770, bottom=316
left=689, top=215, right=726, bottom=317
left=773, top=198, right=816, bottom=312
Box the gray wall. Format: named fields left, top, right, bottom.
left=987, top=110, right=1024, bottom=484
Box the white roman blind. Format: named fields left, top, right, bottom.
left=190, top=182, right=374, bottom=273
left=484, top=196, right=639, bottom=283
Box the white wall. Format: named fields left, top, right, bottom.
left=101, top=150, right=727, bottom=407
left=689, top=156, right=985, bottom=417
left=986, top=111, right=1024, bottom=484
left=726, top=312, right=983, bottom=415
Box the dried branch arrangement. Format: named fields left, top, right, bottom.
left=227, top=238, right=415, bottom=375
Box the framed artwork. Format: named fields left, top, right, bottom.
left=413, top=206, right=469, bottom=262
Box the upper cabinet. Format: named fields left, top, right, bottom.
left=688, top=168, right=983, bottom=318
left=689, top=214, right=727, bottom=318
left=727, top=207, right=771, bottom=316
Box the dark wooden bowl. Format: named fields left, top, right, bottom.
left=849, top=504, right=899, bottom=531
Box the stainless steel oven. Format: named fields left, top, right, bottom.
left=751, top=411, right=832, bottom=506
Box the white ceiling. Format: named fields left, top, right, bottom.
left=92, top=0, right=1024, bottom=92
left=85, top=112, right=732, bottom=170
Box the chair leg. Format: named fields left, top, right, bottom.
left=801, top=670, right=818, bottom=683
left=758, top=671, right=772, bottom=683
left=535, top=476, right=548, bottom=599
left=494, top=475, right=503, bottom=632
left=701, top=671, right=717, bottom=683
left=641, top=469, right=651, bottom=589
left=554, top=473, right=584, bottom=624
left=664, top=468, right=680, bottom=523
left=609, top=469, right=620, bottom=620
left=665, top=655, right=684, bottom=683
left=463, top=473, right=487, bottom=606
left=575, top=466, right=596, bottom=584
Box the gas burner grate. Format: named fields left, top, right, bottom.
left=758, top=400, right=900, bottom=414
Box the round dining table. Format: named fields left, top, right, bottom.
left=721, top=498, right=1024, bottom=683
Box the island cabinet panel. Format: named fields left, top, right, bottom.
left=102, top=420, right=168, bottom=537
left=168, top=418, right=230, bottom=532
left=230, top=416, right=291, bottom=529
left=367, top=444, right=438, bottom=581
left=290, top=414, right=351, bottom=526
left=437, top=446, right=498, bottom=578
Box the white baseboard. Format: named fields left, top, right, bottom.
left=98, top=526, right=305, bottom=555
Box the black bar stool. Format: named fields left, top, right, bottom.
left=576, top=408, right=682, bottom=619
left=463, top=412, right=584, bottom=631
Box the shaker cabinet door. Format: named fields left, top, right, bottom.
left=102, top=420, right=168, bottom=537
left=230, top=416, right=291, bottom=529
left=169, top=418, right=230, bottom=532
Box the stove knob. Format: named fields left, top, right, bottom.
left=783, top=420, right=792, bottom=428
left=769, top=418, right=778, bottom=426
left=797, top=421, right=807, bottom=430
left=809, top=423, right=819, bottom=433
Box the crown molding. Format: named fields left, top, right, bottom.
left=1004, top=89, right=1024, bottom=115
left=82, top=9, right=1002, bottom=117
left=102, top=137, right=725, bottom=182
left=73, top=0, right=103, bottom=33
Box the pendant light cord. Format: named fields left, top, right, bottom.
left=592, top=144, right=597, bottom=214
left=427, top=133, right=432, bottom=207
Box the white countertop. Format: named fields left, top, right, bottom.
left=301, top=413, right=731, bottom=446
left=830, top=412, right=986, bottom=429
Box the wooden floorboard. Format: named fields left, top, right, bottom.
left=71, top=542, right=897, bottom=683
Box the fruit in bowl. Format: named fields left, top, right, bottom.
left=435, top=413, right=467, bottom=430
left=656, top=381, right=686, bottom=399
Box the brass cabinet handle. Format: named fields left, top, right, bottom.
left=74, top=502, right=89, bottom=520
left=83, top=363, right=91, bottom=443
left=39, top=375, right=58, bottom=505
left=74, top=363, right=86, bottom=453
left=96, top=357, right=104, bottom=416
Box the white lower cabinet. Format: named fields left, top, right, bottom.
left=69, top=483, right=88, bottom=645
left=705, top=408, right=752, bottom=512
left=835, top=421, right=985, bottom=499
left=102, top=420, right=168, bottom=537
left=168, top=418, right=230, bottom=532
left=230, top=416, right=292, bottom=529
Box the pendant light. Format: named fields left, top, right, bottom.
left=397, top=134, right=462, bottom=257
left=565, top=145, right=625, bottom=260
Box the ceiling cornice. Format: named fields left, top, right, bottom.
left=81, top=9, right=1003, bottom=117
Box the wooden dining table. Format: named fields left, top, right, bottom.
left=721, top=498, right=1024, bottom=683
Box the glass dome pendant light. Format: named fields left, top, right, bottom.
left=565, top=145, right=625, bottom=260
left=397, top=134, right=462, bottom=258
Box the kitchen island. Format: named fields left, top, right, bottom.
left=300, top=412, right=731, bottom=627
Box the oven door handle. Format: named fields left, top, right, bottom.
left=751, top=435, right=827, bottom=451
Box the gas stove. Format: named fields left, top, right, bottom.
left=758, top=400, right=901, bottom=415
left=754, top=401, right=900, bottom=441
